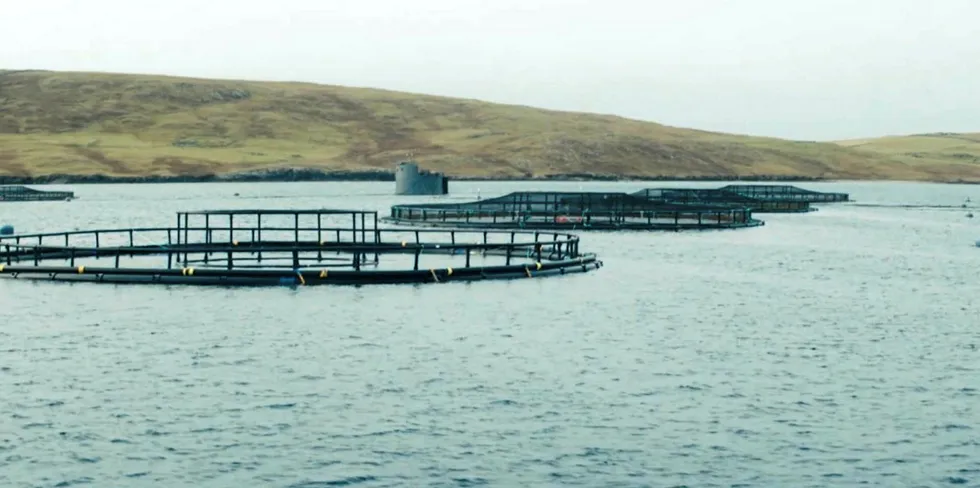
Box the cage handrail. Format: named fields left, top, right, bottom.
left=0, top=226, right=579, bottom=242
left=1, top=238, right=577, bottom=255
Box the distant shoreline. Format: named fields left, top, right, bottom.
left=0, top=169, right=977, bottom=185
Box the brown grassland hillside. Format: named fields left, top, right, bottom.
left=1, top=69, right=978, bottom=182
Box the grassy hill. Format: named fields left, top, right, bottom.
left=835, top=132, right=980, bottom=173
left=1, top=69, right=979, bottom=182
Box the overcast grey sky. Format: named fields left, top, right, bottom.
left=2, top=0, right=978, bottom=140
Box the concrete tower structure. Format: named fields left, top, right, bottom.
left=394, top=161, right=449, bottom=195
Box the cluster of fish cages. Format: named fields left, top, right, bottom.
left=0, top=184, right=852, bottom=288
left=0, top=209, right=602, bottom=287
left=386, top=191, right=764, bottom=231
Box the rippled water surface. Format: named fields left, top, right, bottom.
left=1, top=180, right=979, bottom=487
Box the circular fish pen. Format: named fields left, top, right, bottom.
left=0, top=209, right=601, bottom=287
left=630, top=188, right=815, bottom=213
left=387, top=191, right=764, bottom=230
left=718, top=184, right=849, bottom=203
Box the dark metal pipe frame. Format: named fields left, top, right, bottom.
left=0, top=261, right=600, bottom=287
left=0, top=255, right=600, bottom=286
